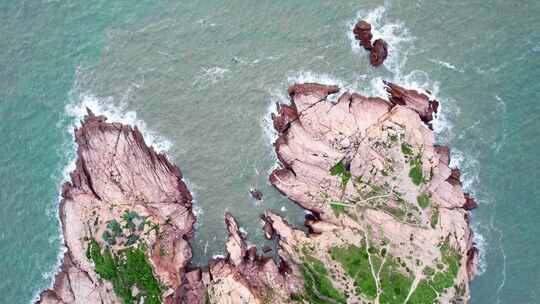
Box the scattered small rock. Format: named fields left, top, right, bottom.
left=250, top=189, right=263, bottom=200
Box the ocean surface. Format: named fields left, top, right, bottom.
left=1, top=1, right=539, bottom=303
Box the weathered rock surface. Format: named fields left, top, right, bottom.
left=370, top=38, right=389, bottom=67
left=353, top=20, right=373, bottom=50
left=39, top=81, right=478, bottom=304
left=204, top=214, right=302, bottom=304
left=37, top=110, right=196, bottom=304
left=385, top=81, right=439, bottom=125
left=268, top=83, right=478, bottom=303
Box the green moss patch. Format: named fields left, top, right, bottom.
left=87, top=239, right=162, bottom=304
left=401, top=143, right=413, bottom=156
left=330, top=245, right=378, bottom=300
left=430, top=208, right=439, bottom=228
left=330, top=160, right=352, bottom=187
left=416, top=193, right=431, bottom=209
left=409, top=241, right=462, bottom=303
left=298, top=255, right=347, bottom=304
left=409, top=160, right=424, bottom=186
left=330, top=202, right=347, bottom=216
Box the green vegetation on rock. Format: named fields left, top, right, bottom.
left=430, top=208, right=439, bottom=228
left=378, top=259, right=414, bottom=303
left=330, top=160, right=352, bottom=187
left=330, top=243, right=420, bottom=303
left=87, top=239, right=162, bottom=304
left=401, top=143, right=413, bottom=156
left=330, top=244, right=378, bottom=300
left=408, top=240, right=462, bottom=303
left=416, top=193, right=431, bottom=209
left=408, top=280, right=438, bottom=304
left=330, top=202, right=346, bottom=216
left=297, top=254, right=347, bottom=304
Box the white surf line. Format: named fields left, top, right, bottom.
left=491, top=216, right=507, bottom=304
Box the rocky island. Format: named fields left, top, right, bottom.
left=38, top=81, right=477, bottom=303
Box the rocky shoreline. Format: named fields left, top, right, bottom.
left=38, top=81, right=477, bottom=303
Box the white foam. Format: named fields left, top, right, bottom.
left=490, top=216, right=506, bottom=303
left=471, top=222, right=488, bottom=276
left=492, top=95, right=508, bottom=155
left=192, top=66, right=230, bottom=87
left=260, top=89, right=282, bottom=147
left=66, top=94, right=172, bottom=152
left=428, top=58, right=464, bottom=73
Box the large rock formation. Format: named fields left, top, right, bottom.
left=39, top=81, right=477, bottom=304
left=37, top=110, right=196, bottom=304
left=267, top=83, right=478, bottom=303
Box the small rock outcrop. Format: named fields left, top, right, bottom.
left=385, top=80, right=440, bottom=126
left=353, top=20, right=389, bottom=67
left=249, top=189, right=263, bottom=200
left=370, top=38, right=389, bottom=67
left=353, top=20, right=373, bottom=50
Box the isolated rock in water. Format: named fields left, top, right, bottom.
left=262, top=245, right=272, bottom=253
left=353, top=20, right=373, bottom=50
left=37, top=110, right=196, bottom=304
left=269, top=82, right=478, bottom=303
left=370, top=38, right=389, bottom=66
left=262, top=215, right=274, bottom=240
left=249, top=189, right=263, bottom=200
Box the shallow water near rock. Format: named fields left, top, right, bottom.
left=0, top=1, right=539, bottom=303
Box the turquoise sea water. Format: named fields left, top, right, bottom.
left=1, top=1, right=539, bottom=303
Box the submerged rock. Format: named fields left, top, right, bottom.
left=249, top=189, right=263, bottom=200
